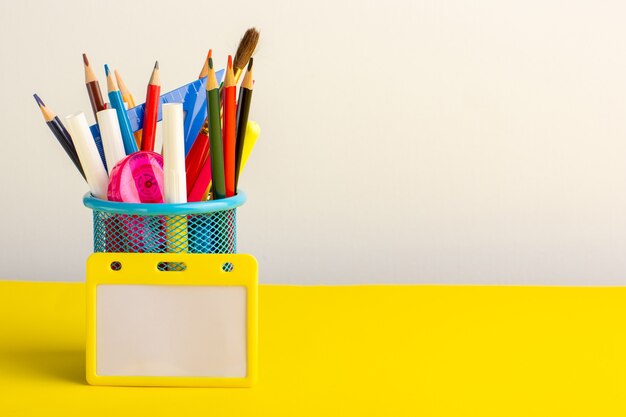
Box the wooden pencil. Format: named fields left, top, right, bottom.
left=115, top=69, right=142, bottom=148
left=186, top=50, right=213, bottom=197
left=141, top=61, right=160, bottom=152
left=105, top=64, right=138, bottom=155
left=206, top=57, right=226, bottom=200
left=234, top=58, right=254, bottom=189
left=114, top=69, right=136, bottom=108
left=34, top=94, right=85, bottom=179
left=185, top=122, right=210, bottom=197
left=223, top=56, right=237, bottom=197
left=198, top=50, right=211, bottom=79
left=83, top=53, right=106, bottom=120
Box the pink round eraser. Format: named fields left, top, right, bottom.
left=107, top=151, right=165, bottom=203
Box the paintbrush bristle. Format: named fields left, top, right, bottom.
left=233, top=27, right=260, bottom=70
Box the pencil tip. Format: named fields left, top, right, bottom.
left=209, top=57, right=213, bottom=70
left=33, top=93, right=44, bottom=106
left=208, top=49, right=212, bottom=59
left=227, top=55, right=233, bottom=69
left=82, top=53, right=89, bottom=66
left=248, top=57, right=254, bottom=71
left=154, top=60, right=159, bottom=70
left=104, top=64, right=110, bottom=76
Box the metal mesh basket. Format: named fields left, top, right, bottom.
left=83, top=192, right=246, bottom=256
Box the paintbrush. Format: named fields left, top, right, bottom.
left=232, top=27, right=260, bottom=84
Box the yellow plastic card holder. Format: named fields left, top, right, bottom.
left=86, top=253, right=258, bottom=387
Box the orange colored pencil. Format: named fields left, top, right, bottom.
left=198, top=50, right=211, bottom=79
left=115, top=69, right=142, bottom=148
left=222, top=55, right=237, bottom=197
left=186, top=50, right=213, bottom=197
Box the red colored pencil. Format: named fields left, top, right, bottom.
left=141, top=61, right=160, bottom=151
left=188, top=148, right=212, bottom=202
left=223, top=55, right=237, bottom=197
left=186, top=125, right=210, bottom=195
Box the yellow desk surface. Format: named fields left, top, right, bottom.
left=1, top=281, right=626, bottom=416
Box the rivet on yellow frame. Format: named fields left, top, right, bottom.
left=86, top=253, right=258, bottom=387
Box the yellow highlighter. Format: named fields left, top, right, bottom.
left=241, top=121, right=260, bottom=173
left=201, top=121, right=260, bottom=201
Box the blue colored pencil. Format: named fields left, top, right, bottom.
left=104, top=64, right=138, bottom=155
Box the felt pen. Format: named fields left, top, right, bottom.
left=97, top=108, right=127, bottom=174
left=64, top=112, right=108, bottom=199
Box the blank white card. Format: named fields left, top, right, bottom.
left=96, top=285, right=247, bottom=377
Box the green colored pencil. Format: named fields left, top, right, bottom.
left=206, top=57, right=226, bottom=200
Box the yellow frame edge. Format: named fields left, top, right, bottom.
left=86, top=252, right=258, bottom=387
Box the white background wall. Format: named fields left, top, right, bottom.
left=2, top=0, right=626, bottom=284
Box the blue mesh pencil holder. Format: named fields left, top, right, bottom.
left=83, top=192, right=246, bottom=255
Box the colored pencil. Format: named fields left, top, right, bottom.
left=114, top=69, right=136, bottom=109
left=186, top=50, right=213, bottom=197
left=234, top=58, right=254, bottom=190
left=198, top=50, right=211, bottom=79
left=192, top=34, right=258, bottom=200
left=64, top=112, right=108, bottom=199
left=115, top=69, right=142, bottom=148
left=223, top=56, right=237, bottom=197
left=203, top=120, right=259, bottom=201
left=187, top=28, right=259, bottom=197
left=188, top=148, right=212, bottom=202
left=34, top=94, right=85, bottom=179
left=141, top=61, right=160, bottom=152
left=105, top=64, right=138, bottom=155
left=82, top=54, right=106, bottom=121
left=205, top=120, right=261, bottom=201
left=185, top=122, right=210, bottom=197
left=206, top=57, right=226, bottom=200
left=185, top=38, right=256, bottom=197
